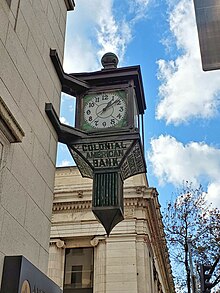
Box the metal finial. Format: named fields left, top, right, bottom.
left=101, top=52, right=119, bottom=69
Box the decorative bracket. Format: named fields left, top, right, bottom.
left=45, top=103, right=88, bottom=143
left=50, top=49, right=90, bottom=95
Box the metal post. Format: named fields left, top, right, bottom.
left=187, top=239, right=197, bottom=293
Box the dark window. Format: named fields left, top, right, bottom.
left=64, top=248, right=93, bottom=293
left=71, top=265, right=82, bottom=288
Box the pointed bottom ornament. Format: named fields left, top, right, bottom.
left=92, top=206, right=124, bottom=235
left=92, top=171, right=124, bottom=235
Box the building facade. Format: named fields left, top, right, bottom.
left=193, top=0, right=220, bottom=71
left=48, top=166, right=175, bottom=293
left=0, top=0, right=74, bottom=280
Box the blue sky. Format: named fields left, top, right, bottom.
left=57, top=0, right=220, bottom=209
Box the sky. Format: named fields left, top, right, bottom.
left=56, top=0, right=220, bottom=209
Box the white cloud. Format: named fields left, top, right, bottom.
left=128, top=0, right=151, bottom=23
left=156, top=0, right=220, bottom=125
left=60, top=116, right=69, bottom=125
left=64, top=0, right=151, bottom=73
left=207, top=182, right=220, bottom=207
left=64, top=1, right=107, bottom=72
left=58, top=160, right=73, bottom=167
left=96, top=14, right=132, bottom=62
left=148, top=135, right=220, bottom=206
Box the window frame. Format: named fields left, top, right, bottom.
left=63, top=247, right=94, bottom=292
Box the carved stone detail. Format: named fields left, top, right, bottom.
left=0, top=96, right=24, bottom=143
left=56, top=239, right=65, bottom=249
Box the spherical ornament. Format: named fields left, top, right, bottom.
left=101, top=52, right=119, bottom=69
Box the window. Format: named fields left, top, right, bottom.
left=64, top=248, right=93, bottom=293
left=71, top=265, right=82, bottom=288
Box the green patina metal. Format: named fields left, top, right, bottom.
left=46, top=51, right=146, bottom=235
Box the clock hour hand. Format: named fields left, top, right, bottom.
left=96, top=98, right=115, bottom=116
left=102, top=98, right=114, bottom=112
left=102, top=98, right=120, bottom=112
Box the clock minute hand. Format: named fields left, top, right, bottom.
left=96, top=100, right=113, bottom=116
left=102, top=98, right=119, bottom=112
left=102, top=98, right=114, bottom=112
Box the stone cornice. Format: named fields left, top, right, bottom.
left=54, top=184, right=148, bottom=195
left=145, top=190, right=175, bottom=293
left=0, top=96, right=24, bottom=143
left=53, top=200, right=92, bottom=211
left=52, top=193, right=150, bottom=212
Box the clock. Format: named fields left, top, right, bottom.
left=79, top=90, right=127, bottom=131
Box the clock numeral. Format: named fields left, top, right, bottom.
left=111, top=95, right=115, bottom=101
left=117, top=100, right=121, bottom=105
left=95, top=97, right=100, bottom=102
left=94, top=120, right=99, bottom=126
left=117, top=113, right=122, bottom=119
left=110, top=119, right=116, bottom=125
left=86, top=109, right=91, bottom=115
left=89, top=116, right=92, bottom=121
left=102, top=94, right=108, bottom=100
left=102, top=121, right=107, bottom=127
left=89, top=102, right=95, bottom=108
left=119, top=106, right=124, bottom=112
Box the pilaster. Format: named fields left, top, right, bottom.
left=47, top=239, right=65, bottom=288
left=93, top=237, right=106, bottom=293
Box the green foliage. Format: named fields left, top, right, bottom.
left=162, top=181, right=220, bottom=293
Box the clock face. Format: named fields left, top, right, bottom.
left=81, top=90, right=127, bottom=131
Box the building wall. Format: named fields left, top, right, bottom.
left=0, top=0, right=74, bottom=279
left=48, top=166, right=175, bottom=293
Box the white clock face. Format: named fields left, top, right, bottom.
left=82, top=91, right=127, bottom=130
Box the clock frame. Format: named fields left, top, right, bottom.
left=75, top=85, right=139, bottom=134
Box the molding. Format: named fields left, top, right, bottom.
left=52, top=195, right=149, bottom=212
left=56, top=239, right=66, bottom=248
left=0, top=96, right=24, bottom=143
left=53, top=200, right=92, bottom=211
left=146, top=194, right=175, bottom=292
left=90, top=236, right=106, bottom=247
left=49, top=238, right=66, bottom=248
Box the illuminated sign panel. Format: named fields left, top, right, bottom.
left=193, top=0, right=220, bottom=71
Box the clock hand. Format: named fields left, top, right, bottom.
left=102, top=98, right=120, bottom=112
left=102, top=98, right=114, bottom=112
left=96, top=98, right=115, bottom=116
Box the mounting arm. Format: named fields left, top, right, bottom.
left=50, top=49, right=90, bottom=95
left=45, top=103, right=88, bottom=144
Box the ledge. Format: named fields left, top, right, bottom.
left=0, top=96, right=24, bottom=143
